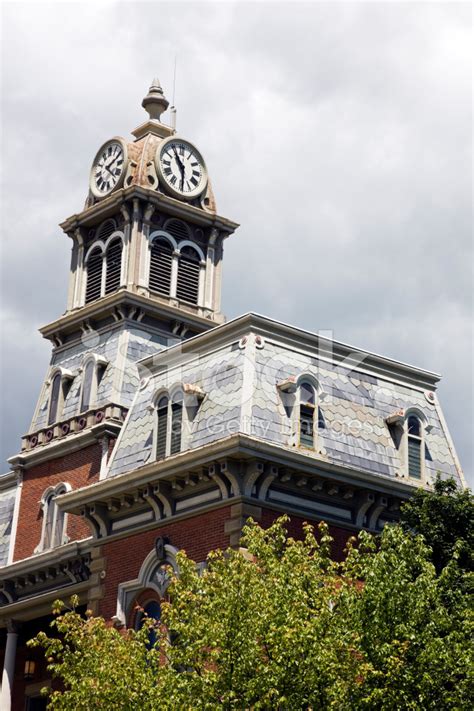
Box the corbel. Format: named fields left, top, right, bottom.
left=218, top=459, right=242, bottom=497
left=277, top=376, right=297, bottom=393
left=208, top=463, right=231, bottom=499
left=355, top=492, right=376, bottom=528
left=81, top=503, right=109, bottom=538
left=368, top=496, right=388, bottom=530
left=243, top=461, right=265, bottom=497
left=142, top=484, right=164, bottom=520
left=120, top=203, right=131, bottom=225
left=385, top=410, right=405, bottom=426
left=152, top=481, right=173, bottom=518
left=257, top=465, right=278, bottom=500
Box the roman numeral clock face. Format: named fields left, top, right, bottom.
left=89, top=139, right=127, bottom=198
left=156, top=138, right=207, bottom=200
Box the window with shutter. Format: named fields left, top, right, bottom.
left=407, top=415, right=422, bottom=478
left=149, top=238, right=173, bottom=296
left=105, top=238, right=123, bottom=294
left=170, top=398, right=183, bottom=455
left=176, top=245, right=200, bottom=304
left=48, top=372, right=62, bottom=425
left=85, top=248, right=103, bottom=303
left=156, top=395, right=169, bottom=460
left=299, top=381, right=317, bottom=449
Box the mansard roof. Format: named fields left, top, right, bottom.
left=0, top=473, right=17, bottom=567
left=105, top=312, right=464, bottom=488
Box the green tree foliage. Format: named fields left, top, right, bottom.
left=29, top=517, right=473, bottom=710
left=400, top=475, right=474, bottom=574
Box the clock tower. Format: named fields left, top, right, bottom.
left=18, top=79, right=238, bottom=459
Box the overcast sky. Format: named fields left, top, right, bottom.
left=1, top=1, right=472, bottom=484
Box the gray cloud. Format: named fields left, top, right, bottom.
left=1, top=1, right=471, bottom=482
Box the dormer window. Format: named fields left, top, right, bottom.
left=155, top=390, right=184, bottom=460
left=407, top=414, right=423, bottom=479
left=47, top=369, right=74, bottom=426
left=79, top=356, right=107, bottom=413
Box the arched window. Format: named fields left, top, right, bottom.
left=149, top=237, right=173, bottom=296
left=299, top=381, right=317, bottom=448
left=36, top=484, right=68, bottom=553
left=156, top=395, right=169, bottom=460
left=48, top=372, right=62, bottom=426
left=155, top=391, right=184, bottom=460
left=96, top=218, right=117, bottom=241
left=176, top=246, right=200, bottom=304
left=407, top=414, right=423, bottom=479
left=104, top=238, right=123, bottom=294
left=85, top=247, right=103, bottom=304
left=80, top=359, right=95, bottom=413
left=79, top=357, right=107, bottom=414
left=47, top=370, right=73, bottom=426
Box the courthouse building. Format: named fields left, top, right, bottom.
left=0, top=80, right=465, bottom=709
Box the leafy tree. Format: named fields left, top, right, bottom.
left=400, top=475, right=474, bottom=574
left=29, top=517, right=473, bottom=710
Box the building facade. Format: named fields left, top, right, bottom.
left=0, top=80, right=465, bottom=710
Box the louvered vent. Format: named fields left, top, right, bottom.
left=176, top=246, right=200, bottom=304
left=408, top=438, right=421, bottom=478
left=164, top=219, right=191, bottom=241
left=156, top=397, right=168, bottom=460
left=299, top=405, right=315, bottom=448
left=96, top=219, right=117, bottom=241
left=170, top=401, right=183, bottom=455
left=105, top=239, right=123, bottom=294
left=85, top=249, right=103, bottom=303
left=149, top=238, right=173, bottom=296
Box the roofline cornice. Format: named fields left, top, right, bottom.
left=139, top=312, right=441, bottom=390
left=56, top=433, right=419, bottom=514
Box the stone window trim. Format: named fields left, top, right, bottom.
left=114, top=543, right=180, bottom=627
left=34, top=482, right=72, bottom=554
left=46, top=367, right=75, bottom=426
left=146, top=229, right=206, bottom=306
left=82, top=230, right=126, bottom=304
left=77, top=354, right=109, bottom=415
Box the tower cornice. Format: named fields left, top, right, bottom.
left=60, top=185, right=239, bottom=235
left=39, top=290, right=225, bottom=345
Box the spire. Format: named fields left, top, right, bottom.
left=141, top=78, right=169, bottom=122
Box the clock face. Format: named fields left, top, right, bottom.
left=90, top=140, right=127, bottom=198
left=157, top=138, right=207, bottom=199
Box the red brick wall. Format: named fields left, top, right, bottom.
left=259, top=507, right=353, bottom=561
left=99, top=506, right=231, bottom=619
left=13, top=444, right=101, bottom=561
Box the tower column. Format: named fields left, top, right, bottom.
left=0, top=620, right=19, bottom=711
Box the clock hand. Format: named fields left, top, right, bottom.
left=173, top=147, right=185, bottom=173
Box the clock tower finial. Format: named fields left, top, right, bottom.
left=141, top=78, right=169, bottom=122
